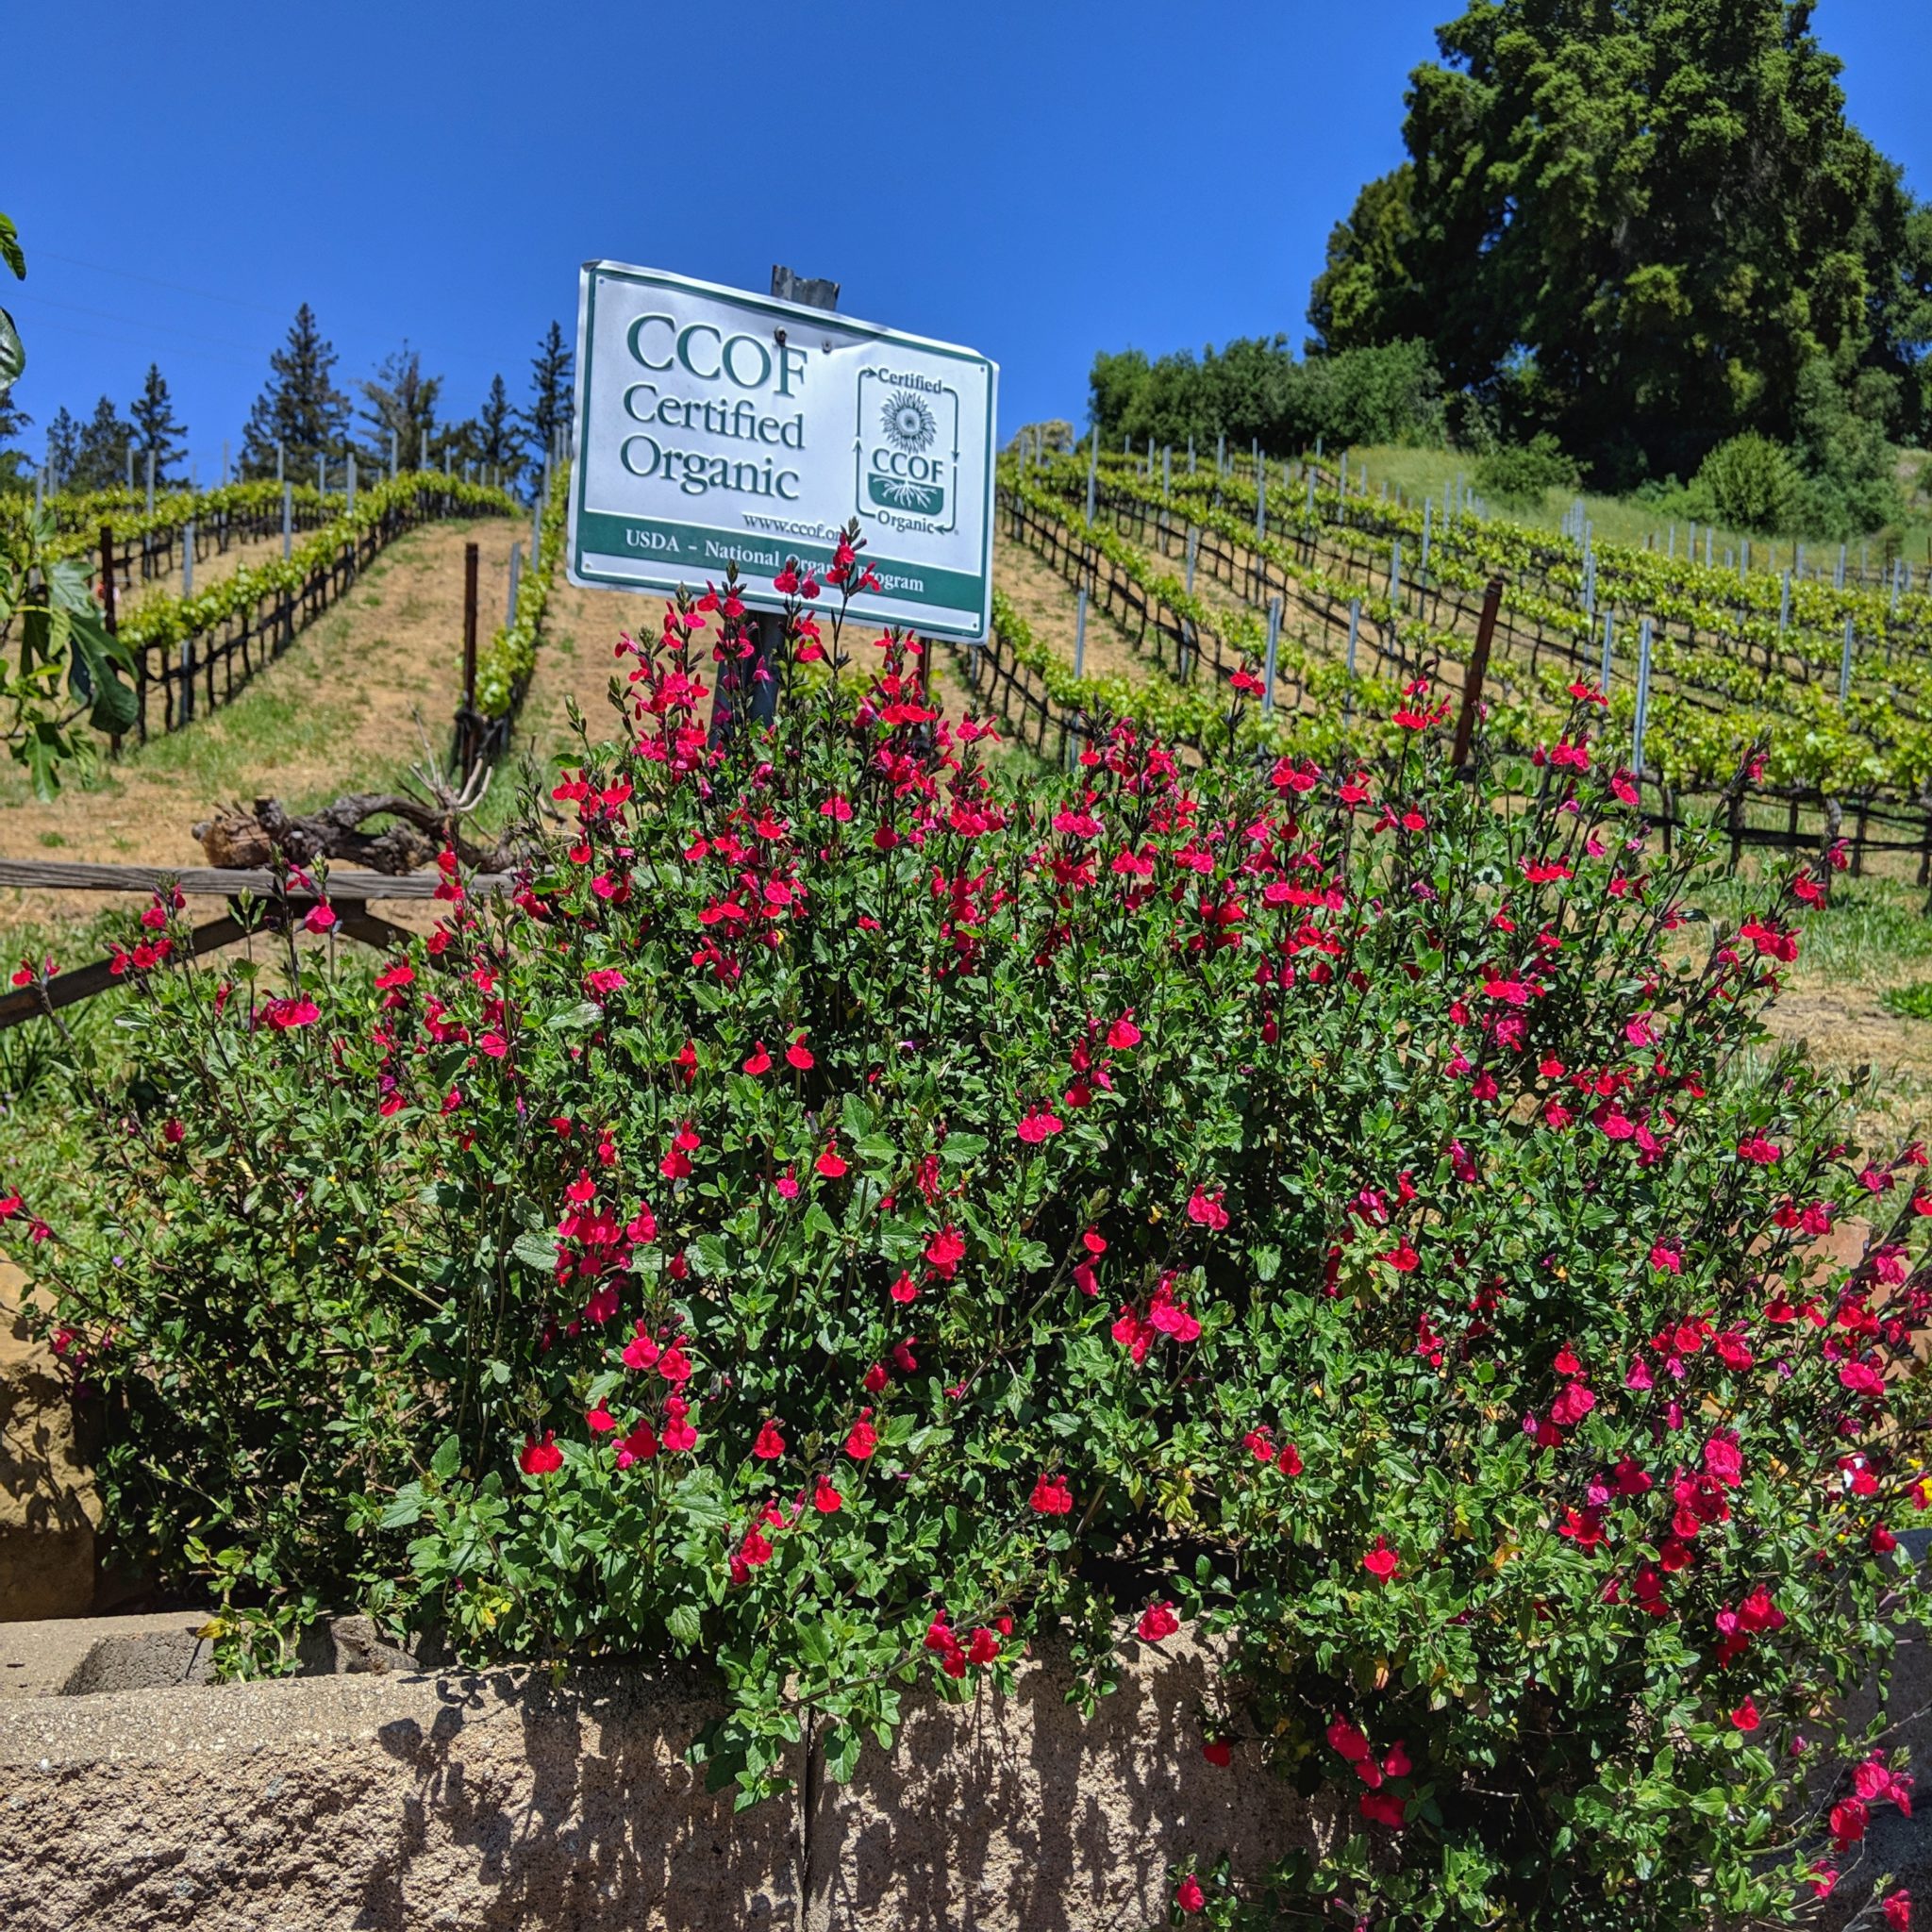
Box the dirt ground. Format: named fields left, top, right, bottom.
left=993, top=527, right=1151, bottom=686
left=0, top=516, right=522, bottom=939
left=106, top=519, right=325, bottom=613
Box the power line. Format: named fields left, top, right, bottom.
left=28, top=247, right=288, bottom=317
left=9, top=320, right=245, bottom=371
left=22, top=295, right=266, bottom=358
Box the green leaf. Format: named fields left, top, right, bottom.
left=0, top=306, right=21, bottom=395
left=379, top=1483, right=425, bottom=1530
left=544, top=1001, right=603, bottom=1032
left=0, top=214, right=22, bottom=280
left=666, top=1604, right=703, bottom=1646
left=510, top=1229, right=558, bottom=1271
left=430, top=1434, right=462, bottom=1482
left=68, top=609, right=139, bottom=736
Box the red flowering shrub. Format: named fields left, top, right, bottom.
left=12, top=551, right=1932, bottom=1927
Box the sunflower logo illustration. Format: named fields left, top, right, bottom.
left=881, top=391, right=938, bottom=454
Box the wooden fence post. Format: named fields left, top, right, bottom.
left=1451, top=576, right=1506, bottom=769
left=100, top=525, right=122, bottom=756
left=459, top=541, right=479, bottom=772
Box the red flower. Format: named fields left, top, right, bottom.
left=1016, top=1106, right=1064, bottom=1143
left=1739, top=916, right=1798, bottom=963
left=303, top=903, right=337, bottom=934
left=1730, top=1698, right=1760, bottom=1732
left=1137, top=1600, right=1180, bottom=1642
left=812, top=1474, right=842, bottom=1514
left=586, top=1404, right=617, bottom=1434
left=815, top=1143, right=848, bottom=1179
left=1363, top=1536, right=1400, bottom=1581
left=786, top=1035, right=814, bottom=1070
left=1202, top=1739, right=1232, bottom=1767
left=1359, top=1790, right=1407, bottom=1829
left=1884, top=1890, right=1911, bottom=1930
left=845, top=1409, right=878, bottom=1459
left=1029, top=1472, right=1074, bottom=1515
left=925, top=1224, right=966, bottom=1278
left=1186, top=1185, right=1229, bottom=1230
left=1175, top=1874, right=1206, bottom=1914
left=519, top=1430, right=562, bottom=1475
left=1107, top=1012, right=1141, bottom=1049
left=661, top=1394, right=698, bottom=1453
left=742, top=1042, right=773, bottom=1074
left=1327, top=1716, right=1372, bottom=1763
left=1830, top=1798, right=1869, bottom=1848
left=752, top=1420, right=786, bottom=1461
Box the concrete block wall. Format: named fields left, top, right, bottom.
left=0, top=1617, right=1313, bottom=1931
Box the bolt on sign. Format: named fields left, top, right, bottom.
left=569, top=262, right=998, bottom=638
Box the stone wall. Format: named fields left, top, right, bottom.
left=0, top=1614, right=1314, bottom=1932
left=0, top=1259, right=100, bottom=1622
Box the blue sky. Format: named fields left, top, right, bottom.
left=8, top=0, right=1927, bottom=478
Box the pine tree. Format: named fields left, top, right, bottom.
left=71, top=395, right=135, bottom=491
left=239, top=303, right=350, bottom=479
left=0, top=391, right=32, bottom=495
left=43, top=406, right=80, bottom=489
left=476, top=374, right=522, bottom=486
left=357, top=341, right=441, bottom=471
left=129, top=363, right=187, bottom=486
left=521, top=321, right=574, bottom=481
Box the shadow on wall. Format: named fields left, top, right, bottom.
left=823, top=1639, right=1320, bottom=1930
left=358, top=1665, right=798, bottom=1930
left=1, top=1633, right=1318, bottom=1931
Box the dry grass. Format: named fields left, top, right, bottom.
left=0, top=517, right=522, bottom=940
left=111, top=521, right=318, bottom=614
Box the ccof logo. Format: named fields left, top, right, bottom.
left=881, top=392, right=938, bottom=455
left=864, top=379, right=950, bottom=522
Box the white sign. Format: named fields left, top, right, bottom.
left=568, top=262, right=997, bottom=637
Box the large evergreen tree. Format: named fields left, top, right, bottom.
left=129, top=363, right=187, bottom=487
left=0, top=391, right=32, bottom=495
left=239, top=303, right=350, bottom=478
left=1308, top=0, right=1932, bottom=483
left=433, top=375, right=524, bottom=484
left=520, top=321, right=574, bottom=478
left=357, top=341, right=441, bottom=470
left=475, top=374, right=521, bottom=483
left=43, top=406, right=80, bottom=489
left=71, top=395, right=135, bottom=491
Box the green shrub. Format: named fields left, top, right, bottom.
left=1881, top=981, right=1932, bottom=1021
left=1692, top=433, right=1803, bottom=535
left=8, top=554, right=1931, bottom=1929
left=1473, top=431, right=1578, bottom=506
